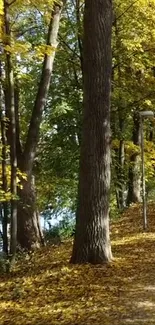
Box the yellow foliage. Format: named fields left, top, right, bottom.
left=112, top=139, right=140, bottom=156
left=144, top=141, right=155, bottom=180
left=0, top=0, right=3, bottom=16
left=0, top=163, right=27, bottom=201
left=0, top=189, right=12, bottom=201
left=4, top=42, right=31, bottom=56
left=0, top=0, right=3, bottom=39
left=34, top=44, right=57, bottom=59
left=1, top=204, right=155, bottom=324
left=0, top=0, right=56, bottom=58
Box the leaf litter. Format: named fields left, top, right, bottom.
left=1, top=203, right=155, bottom=324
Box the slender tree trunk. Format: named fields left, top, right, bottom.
left=0, top=59, right=8, bottom=255
left=75, top=0, right=83, bottom=75
left=4, top=0, right=17, bottom=262
left=16, top=3, right=64, bottom=250
left=0, top=86, right=8, bottom=255
left=9, top=67, right=17, bottom=260
left=149, top=121, right=154, bottom=141
left=113, top=18, right=127, bottom=210
left=0, top=114, right=8, bottom=255
left=127, top=111, right=141, bottom=205
left=117, top=139, right=126, bottom=209
left=71, top=0, right=113, bottom=264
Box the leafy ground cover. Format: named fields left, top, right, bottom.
left=1, top=204, right=155, bottom=325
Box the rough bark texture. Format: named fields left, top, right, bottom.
left=17, top=175, right=43, bottom=250
left=71, top=0, right=113, bottom=264
left=127, top=112, right=141, bottom=205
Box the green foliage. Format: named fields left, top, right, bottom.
left=17, top=0, right=155, bottom=216
left=44, top=216, right=75, bottom=244
left=110, top=191, right=121, bottom=220
left=1, top=0, right=155, bottom=231
left=34, top=0, right=83, bottom=214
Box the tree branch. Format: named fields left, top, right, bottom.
left=8, top=0, right=16, bottom=6
left=14, top=76, right=22, bottom=160
left=75, top=0, right=83, bottom=77
left=23, top=3, right=64, bottom=173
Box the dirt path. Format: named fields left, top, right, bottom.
left=109, top=204, right=155, bottom=325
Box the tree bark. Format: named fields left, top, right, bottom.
left=23, top=4, right=63, bottom=174
left=127, top=111, right=141, bottom=205
left=75, top=0, right=83, bottom=75
left=70, top=0, right=113, bottom=264
left=0, top=58, right=8, bottom=255
left=0, top=89, right=8, bottom=255
left=116, top=139, right=126, bottom=209
left=4, top=0, right=17, bottom=261
left=17, top=175, right=43, bottom=250
left=113, top=18, right=127, bottom=210
left=17, top=3, right=64, bottom=250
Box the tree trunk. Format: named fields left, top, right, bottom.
left=4, top=0, right=17, bottom=261
left=75, top=0, right=83, bottom=75
left=127, top=111, right=141, bottom=205
left=17, top=174, right=43, bottom=250
left=0, top=97, right=8, bottom=255
left=16, top=3, right=64, bottom=250
left=116, top=139, right=126, bottom=209
left=113, top=18, right=127, bottom=210
left=70, top=0, right=113, bottom=264
left=0, top=58, right=8, bottom=255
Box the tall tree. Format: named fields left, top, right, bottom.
left=71, top=0, right=113, bottom=264
left=0, top=67, right=8, bottom=255
left=111, top=0, right=155, bottom=209
left=16, top=3, right=65, bottom=250
left=127, top=111, right=141, bottom=205
left=4, top=0, right=17, bottom=259
left=1, top=1, right=66, bottom=250
left=35, top=0, right=83, bottom=217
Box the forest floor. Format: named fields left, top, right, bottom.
left=1, top=204, right=155, bottom=325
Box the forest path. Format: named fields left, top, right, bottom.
left=1, top=203, right=155, bottom=324
left=109, top=203, right=155, bottom=325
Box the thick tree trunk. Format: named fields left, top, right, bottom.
left=71, top=0, right=113, bottom=264
left=127, top=111, right=141, bottom=205
left=17, top=175, right=43, bottom=250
